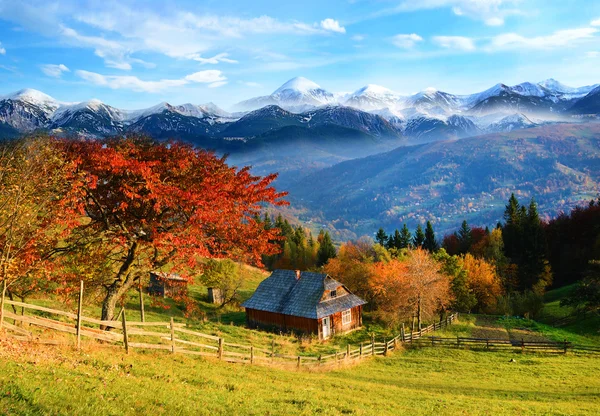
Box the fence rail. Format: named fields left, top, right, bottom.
left=2, top=285, right=598, bottom=370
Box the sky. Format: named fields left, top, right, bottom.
left=1, top=0, right=600, bottom=110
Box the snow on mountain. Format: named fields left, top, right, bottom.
left=344, top=84, right=403, bottom=111
left=52, top=99, right=126, bottom=123
left=487, top=113, right=536, bottom=132
left=3, top=89, right=61, bottom=114
left=403, top=88, right=462, bottom=114
left=234, top=77, right=336, bottom=111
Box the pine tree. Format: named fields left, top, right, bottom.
left=316, top=231, right=336, bottom=267
left=399, top=224, right=412, bottom=249
left=456, top=220, right=472, bottom=254
left=413, top=224, right=425, bottom=248
left=423, top=221, right=438, bottom=252
left=375, top=228, right=388, bottom=246
left=263, top=213, right=273, bottom=230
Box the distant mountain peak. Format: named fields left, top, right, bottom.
left=273, top=77, right=322, bottom=94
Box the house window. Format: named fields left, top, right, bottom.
left=342, top=309, right=352, bottom=325
left=330, top=289, right=337, bottom=298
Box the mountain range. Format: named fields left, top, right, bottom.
left=2, top=77, right=600, bottom=147
left=2, top=77, right=600, bottom=238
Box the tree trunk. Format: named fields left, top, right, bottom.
left=100, top=241, right=138, bottom=326
left=417, top=294, right=422, bottom=330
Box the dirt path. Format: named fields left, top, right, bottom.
left=470, top=316, right=510, bottom=340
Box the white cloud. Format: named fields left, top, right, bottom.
left=208, top=81, right=228, bottom=88
left=184, top=70, right=226, bottom=83
left=489, top=27, right=598, bottom=50
left=352, top=34, right=365, bottom=42
left=586, top=51, right=599, bottom=58
left=591, top=18, right=600, bottom=26
left=371, top=0, right=523, bottom=26
left=76, top=69, right=226, bottom=93
left=40, top=63, right=70, bottom=77
left=188, top=52, right=238, bottom=65
left=485, top=17, right=505, bottom=26
left=0, top=42, right=5, bottom=55
left=391, top=33, right=423, bottom=49
left=433, top=36, right=476, bottom=51
left=320, top=18, right=346, bottom=34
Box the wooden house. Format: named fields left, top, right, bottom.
left=148, top=272, right=187, bottom=298
left=242, top=270, right=366, bottom=340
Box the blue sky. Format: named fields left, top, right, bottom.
left=1, top=0, right=600, bottom=110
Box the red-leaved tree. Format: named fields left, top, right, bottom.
left=59, top=136, right=287, bottom=321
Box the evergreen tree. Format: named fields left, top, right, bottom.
left=399, top=224, right=412, bottom=249
left=375, top=228, right=388, bottom=246
left=413, top=224, right=425, bottom=248
left=456, top=220, right=472, bottom=254
left=316, top=231, right=336, bottom=267
left=263, top=213, right=273, bottom=230
left=423, top=221, right=438, bottom=252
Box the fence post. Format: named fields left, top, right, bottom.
left=563, top=339, right=568, bottom=354
left=486, top=338, right=489, bottom=350
left=346, top=344, right=350, bottom=361
left=250, top=346, right=254, bottom=364
left=431, top=336, right=435, bottom=347
left=371, top=334, right=375, bottom=356
left=297, top=356, right=301, bottom=369
left=401, top=323, right=405, bottom=343
left=76, top=280, right=84, bottom=350
left=521, top=338, right=524, bottom=353
left=139, top=284, right=145, bottom=323
left=170, top=317, right=175, bottom=354
left=0, top=279, right=7, bottom=330
left=271, top=339, right=275, bottom=363
left=394, top=337, right=398, bottom=350
left=318, top=354, right=322, bottom=366
left=121, top=307, right=129, bottom=354
left=457, top=336, right=460, bottom=349
left=384, top=338, right=388, bottom=356
left=360, top=343, right=363, bottom=358
left=218, top=337, right=224, bottom=360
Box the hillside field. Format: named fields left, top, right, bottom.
left=2, top=281, right=600, bottom=415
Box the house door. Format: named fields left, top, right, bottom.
left=322, top=316, right=331, bottom=339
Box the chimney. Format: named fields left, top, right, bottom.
left=295, top=270, right=301, bottom=280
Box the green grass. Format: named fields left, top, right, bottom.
left=1, top=339, right=599, bottom=415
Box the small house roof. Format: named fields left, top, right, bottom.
left=150, top=271, right=187, bottom=282
left=242, top=270, right=366, bottom=319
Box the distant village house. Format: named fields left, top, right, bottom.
left=148, top=272, right=187, bottom=298
left=242, top=270, right=366, bottom=340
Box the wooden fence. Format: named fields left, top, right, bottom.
left=0, top=281, right=462, bottom=369
left=2, top=289, right=596, bottom=369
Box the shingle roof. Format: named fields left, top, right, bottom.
left=242, top=270, right=366, bottom=319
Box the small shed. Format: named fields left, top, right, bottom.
left=242, top=270, right=366, bottom=340
left=148, top=272, right=187, bottom=298
left=207, top=287, right=223, bottom=304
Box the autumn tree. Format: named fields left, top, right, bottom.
left=433, top=249, right=477, bottom=312
left=404, top=248, right=451, bottom=329
left=0, top=137, right=78, bottom=303
left=324, top=238, right=389, bottom=304
left=60, top=136, right=287, bottom=321
left=460, top=254, right=503, bottom=312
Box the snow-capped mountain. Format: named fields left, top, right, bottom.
left=234, top=77, right=336, bottom=112
left=0, top=89, right=61, bottom=131
left=487, top=113, right=536, bottom=132
left=343, top=85, right=402, bottom=111
left=1, top=77, right=600, bottom=142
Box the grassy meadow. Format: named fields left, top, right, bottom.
left=2, top=277, right=600, bottom=415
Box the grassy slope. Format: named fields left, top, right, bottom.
left=1, top=339, right=599, bottom=416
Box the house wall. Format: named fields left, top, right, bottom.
left=326, top=305, right=363, bottom=336
left=246, top=309, right=319, bottom=334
